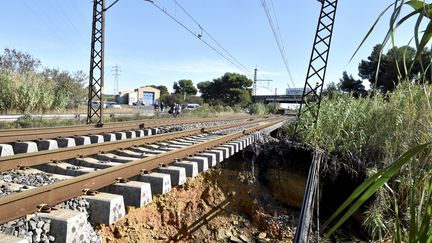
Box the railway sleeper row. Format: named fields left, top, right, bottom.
left=0, top=122, right=270, bottom=243
left=0, top=128, right=161, bottom=158
left=0, top=118, right=255, bottom=158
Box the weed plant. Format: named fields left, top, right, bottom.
left=287, top=83, right=432, bottom=239
left=293, top=83, right=431, bottom=167
left=313, top=0, right=432, bottom=240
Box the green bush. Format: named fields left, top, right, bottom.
left=232, top=105, right=242, bottom=113
left=248, top=103, right=268, bottom=115
left=213, top=105, right=225, bottom=113
left=290, top=82, right=432, bottom=238
left=0, top=71, right=81, bottom=114
left=223, top=106, right=233, bottom=113
left=191, top=104, right=217, bottom=117
left=295, top=83, right=431, bottom=166
left=0, top=73, right=15, bottom=114
left=266, top=103, right=280, bottom=114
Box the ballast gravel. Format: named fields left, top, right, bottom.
left=0, top=216, right=55, bottom=243
left=0, top=171, right=60, bottom=188
left=0, top=198, right=101, bottom=243
left=158, top=119, right=253, bottom=133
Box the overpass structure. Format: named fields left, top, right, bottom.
left=252, top=95, right=302, bottom=104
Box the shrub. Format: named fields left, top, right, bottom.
left=232, top=105, right=242, bottom=113
left=213, top=105, right=225, bottom=113
left=223, top=106, right=233, bottom=113
left=266, top=103, right=280, bottom=114
left=248, top=103, right=268, bottom=115
left=290, top=82, right=432, bottom=238
left=0, top=73, right=15, bottom=114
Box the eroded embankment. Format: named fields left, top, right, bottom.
left=98, top=141, right=300, bottom=242
left=98, top=133, right=366, bottom=242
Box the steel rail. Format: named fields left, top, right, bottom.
left=0, top=118, right=269, bottom=172
left=0, top=117, right=285, bottom=225
left=0, top=116, right=253, bottom=144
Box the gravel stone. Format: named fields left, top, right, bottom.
left=0, top=216, right=55, bottom=242
left=42, top=223, right=50, bottom=233
left=159, top=119, right=254, bottom=134
left=0, top=171, right=61, bottom=191
left=36, top=221, right=44, bottom=229
left=35, top=228, right=42, bottom=235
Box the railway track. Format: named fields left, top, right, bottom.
left=0, top=116, right=286, bottom=243
left=0, top=115, right=253, bottom=144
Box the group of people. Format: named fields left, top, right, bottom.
left=153, top=102, right=165, bottom=112
left=153, top=102, right=182, bottom=117
left=170, top=103, right=181, bottom=117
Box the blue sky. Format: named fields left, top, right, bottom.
left=0, top=0, right=417, bottom=95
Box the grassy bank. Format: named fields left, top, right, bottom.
left=285, top=82, right=432, bottom=239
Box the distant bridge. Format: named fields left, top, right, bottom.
left=252, top=95, right=303, bottom=104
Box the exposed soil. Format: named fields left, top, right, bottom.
left=98, top=157, right=299, bottom=243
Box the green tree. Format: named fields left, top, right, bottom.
left=358, top=44, right=428, bottom=92
left=338, top=71, right=366, bottom=97
left=173, top=79, right=197, bottom=97
left=150, top=85, right=169, bottom=103
left=0, top=48, right=41, bottom=74
left=42, top=68, right=86, bottom=109
left=184, top=95, right=203, bottom=105
left=322, top=82, right=340, bottom=98
left=197, top=72, right=253, bottom=107
left=0, top=73, right=15, bottom=114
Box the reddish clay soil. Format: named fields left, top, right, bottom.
left=98, top=167, right=298, bottom=243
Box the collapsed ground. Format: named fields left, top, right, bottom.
left=98, top=138, right=300, bottom=243
left=97, top=134, right=365, bottom=243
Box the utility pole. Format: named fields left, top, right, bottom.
left=87, top=0, right=105, bottom=125
left=87, top=0, right=121, bottom=125
left=253, top=68, right=272, bottom=97
left=112, top=64, right=121, bottom=94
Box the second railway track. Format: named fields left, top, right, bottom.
left=0, top=115, right=254, bottom=144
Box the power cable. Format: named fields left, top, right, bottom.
left=260, top=0, right=295, bottom=89
left=143, top=0, right=254, bottom=79
left=172, top=0, right=254, bottom=77
left=49, top=0, right=87, bottom=41
left=24, top=1, right=80, bottom=54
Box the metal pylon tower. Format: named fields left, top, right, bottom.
left=87, top=0, right=105, bottom=125
left=296, top=0, right=338, bottom=132
left=253, top=68, right=272, bottom=97
left=112, top=64, right=121, bottom=94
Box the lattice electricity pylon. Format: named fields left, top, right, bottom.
left=253, top=68, right=272, bottom=97
left=296, top=0, right=338, bottom=132
left=87, top=0, right=106, bottom=125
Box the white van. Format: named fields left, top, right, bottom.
left=185, top=104, right=200, bottom=110
left=91, top=101, right=107, bottom=109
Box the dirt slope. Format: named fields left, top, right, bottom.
left=98, top=165, right=298, bottom=243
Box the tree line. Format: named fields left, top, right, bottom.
left=155, top=73, right=253, bottom=108
left=0, top=48, right=255, bottom=115
left=329, top=44, right=432, bottom=97
left=0, top=48, right=86, bottom=114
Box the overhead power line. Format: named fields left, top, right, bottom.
left=260, top=0, right=296, bottom=89
left=172, top=0, right=253, bottom=77
left=143, top=0, right=254, bottom=79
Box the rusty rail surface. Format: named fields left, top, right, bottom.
left=0, top=118, right=270, bottom=172
left=0, top=117, right=285, bottom=224
left=0, top=116, right=254, bottom=144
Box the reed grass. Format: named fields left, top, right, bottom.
left=294, top=0, right=432, bottom=239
